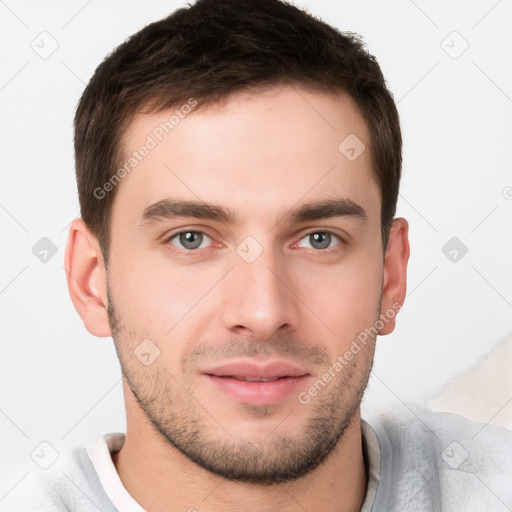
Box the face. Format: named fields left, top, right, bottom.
left=106, top=86, right=388, bottom=483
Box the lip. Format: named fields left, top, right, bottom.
left=202, top=360, right=311, bottom=406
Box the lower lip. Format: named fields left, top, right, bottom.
left=204, top=375, right=311, bottom=406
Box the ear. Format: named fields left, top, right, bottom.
left=64, top=218, right=112, bottom=337
left=378, top=218, right=410, bottom=335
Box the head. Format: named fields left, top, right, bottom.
left=66, top=0, right=409, bottom=484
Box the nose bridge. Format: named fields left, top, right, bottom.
left=221, top=237, right=298, bottom=337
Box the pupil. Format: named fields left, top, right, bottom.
left=310, top=232, right=330, bottom=249
left=180, top=231, right=202, bottom=249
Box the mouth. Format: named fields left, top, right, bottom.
left=214, top=376, right=289, bottom=382
left=201, top=361, right=311, bottom=406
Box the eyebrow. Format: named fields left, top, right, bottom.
left=284, top=198, right=367, bottom=224
left=140, top=197, right=367, bottom=226
left=141, top=199, right=234, bottom=225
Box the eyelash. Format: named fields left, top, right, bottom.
left=294, top=230, right=343, bottom=251
left=164, top=229, right=345, bottom=254
left=164, top=230, right=216, bottom=253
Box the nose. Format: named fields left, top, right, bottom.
left=220, top=243, right=300, bottom=340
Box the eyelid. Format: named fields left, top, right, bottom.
left=169, top=230, right=211, bottom=244
left=162, top=225, right=215, bottom=242
left=161, top=226, right=348, bottom=254
left=296, top=228, right=346, bottom=242
left=292, top=229, right=346, bottom=250
left=163, top=227, right=219, bottom=253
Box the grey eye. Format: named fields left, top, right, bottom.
left=172, top=231, right=207, bottom=250
left=297, top=231, right=341, bottom=250
left=309, top=232, right=331, bottom=249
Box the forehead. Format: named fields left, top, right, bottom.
left=112, top=86, right=379, bottom=227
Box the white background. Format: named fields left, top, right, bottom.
left=1, top=0, right=511, bottom=498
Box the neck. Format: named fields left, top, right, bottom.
left=113, top=390, right=367, bottom=512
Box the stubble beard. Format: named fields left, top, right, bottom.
left=107, top=290, right=376, bottom=485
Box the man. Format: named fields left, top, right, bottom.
left=3, top=0, right=511, bottom=510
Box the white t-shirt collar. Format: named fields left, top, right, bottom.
left=86, top=426, right=380, bottom=512
left=86, top=432, right=146, bottom=512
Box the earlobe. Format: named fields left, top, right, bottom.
left=378, top=218, right=410, bottom=335
left=64, top=219, right=112, bottom=338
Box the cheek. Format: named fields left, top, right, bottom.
left=292, top=251, right=383, bottom=342
left=108, top=252, right=225, bottom=339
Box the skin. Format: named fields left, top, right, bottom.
left=65, top=85, right=409, bottom=512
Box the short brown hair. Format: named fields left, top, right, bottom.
left=74, top=0, right=402, bottom=264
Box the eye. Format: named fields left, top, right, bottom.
left=168, top=231, right=212, bottom=250
left=297, top=231, right=342, bottom=250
